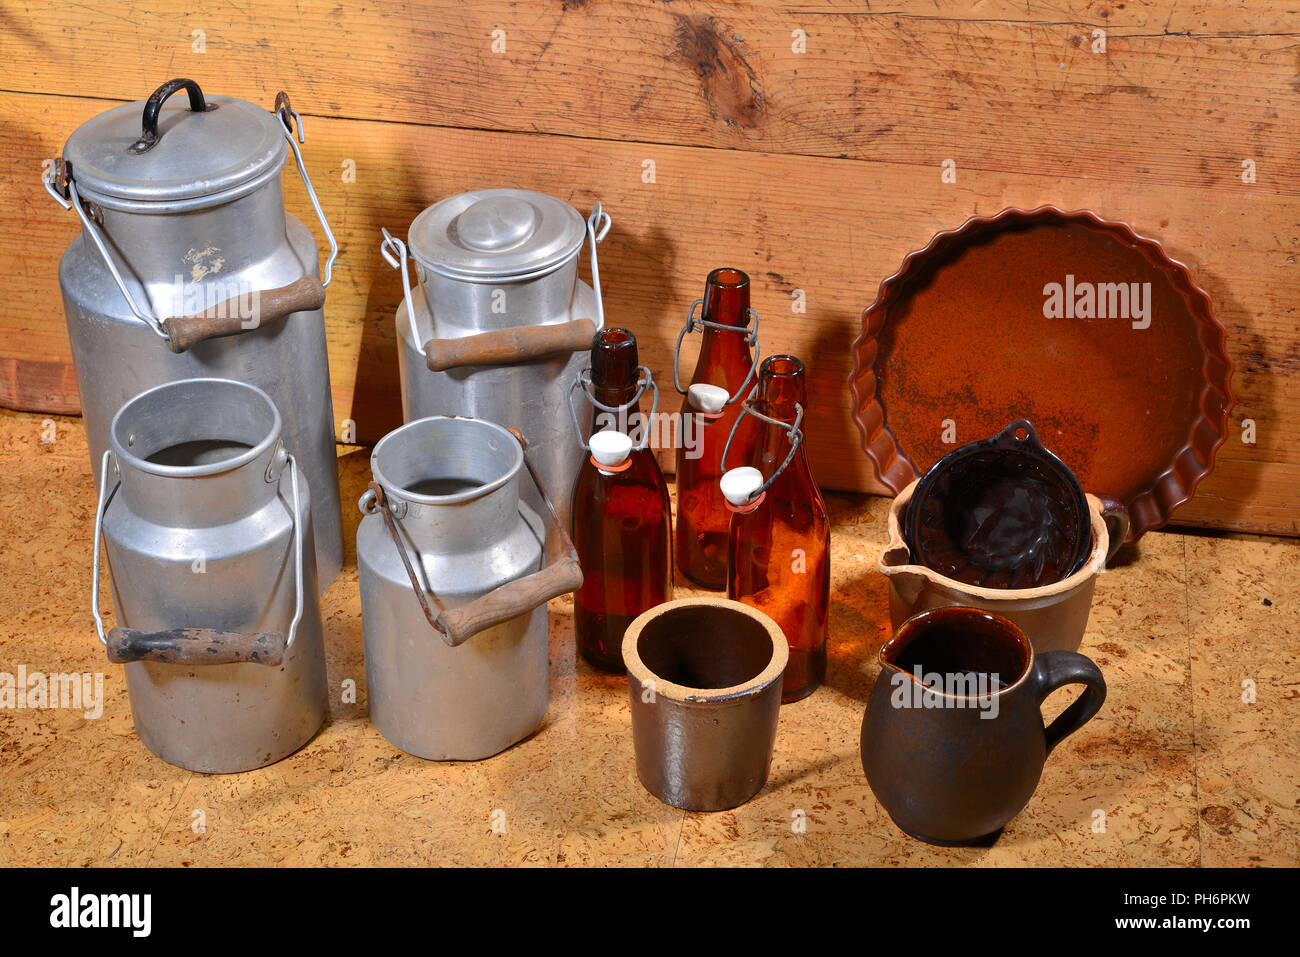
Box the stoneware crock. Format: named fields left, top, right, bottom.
left=881, top=480, right=1124, bottom=653
left=860, top=607, right=1106, bottom=846
left=623, top=597, right=787, bottom=812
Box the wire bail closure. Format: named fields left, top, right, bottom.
left=671, top=300, right=761, bottom=408
left=720, top=386, right=805, bottom=507
left=567, top=365, right=659, bottom=453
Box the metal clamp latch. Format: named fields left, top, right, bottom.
left=720, top=388, right=805, bottom=508
left=671, top=301, right=760, bottom=406
left=567, top=365, right=659, bottom=452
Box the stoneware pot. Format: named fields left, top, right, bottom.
left=623, top=598, right=787, bottom=812
left=880, top=480, right=1123, bottom=653
left=860, top=607, right=1106, bottom=846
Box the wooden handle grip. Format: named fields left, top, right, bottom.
left=437, top=557, right=584, bottom=648
left=161, top=276, right=326, bottom=353
left=106, top=627, right=286, bottom=666
left=424, top=318, right=596, bottom=372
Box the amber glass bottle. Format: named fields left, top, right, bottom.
left=726, top=355, right=830, bottom=702
left=571, top=328, right=673, bottom=672
left=674, top=268, right=759, bottom=589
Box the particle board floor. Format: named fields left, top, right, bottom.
left=0, top=408, right=1296, bottom=868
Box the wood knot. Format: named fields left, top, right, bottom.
left=671, top=14, right=765, bottom=130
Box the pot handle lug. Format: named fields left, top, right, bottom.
left=422, top=318, right=597, bottom=372
left=364, top=430, right=584, bottom=648
left=90, top=450, right=305, bottom=666
left=160, top=275, right=327, bottom=352
left=128, top=78, right=215, bottom=154
left=1096, top=494, right=1131, bottom=561
left=1031, top=650, right=1108, bottom=757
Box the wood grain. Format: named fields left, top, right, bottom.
left=1, top=2, right=1295, bottom=191
left=0, top=1, right=1295, bottom=537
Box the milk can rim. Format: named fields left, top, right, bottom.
left=108, top=378, right=282, bottom=479
left=369, top=415, right=524, bottom=508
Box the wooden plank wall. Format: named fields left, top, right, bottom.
left=1, top=1, right=1295, bottom=535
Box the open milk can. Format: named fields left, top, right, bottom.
left=380, top=189, right=611, bottom=527
left=91, top=378, right=328, bottom=773
left=45, top=78, right=343, bottom=588
left=356, top=416, right=583, bottom=760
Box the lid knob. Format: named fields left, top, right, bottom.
left=590, top=430, right=633, bottom=469
left=720, top=467, right=764, bottom=507
left=456, top=195, right=539, bottom=251
left=688, top=383, right=729, bottom=414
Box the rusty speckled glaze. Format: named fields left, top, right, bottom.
left=849, top=206, right=1233, bottom=544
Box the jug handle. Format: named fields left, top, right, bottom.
left=1032, top=650, right=1107, bottom=756
left=361, top=430, right=584, bottom=649
left=421, top=317, right=597, bottom=372
left=160, top=276, right=327, bottom=352
left=89, top=449, right=306, bottom=667
left=128, top=78, right=216, bottom=153
left=1096, top=494, right=1131, bottom=562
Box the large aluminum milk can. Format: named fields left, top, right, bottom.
left=356, top=416, right=583, bottom=760
left=379, top=190, right=611, bottom=529
left=45, top=78, right=343, bottom=589
left=91, top=378, right=328, bottom=773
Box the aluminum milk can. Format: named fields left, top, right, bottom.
left=91, top=378, right=328, bottom=773
left=357, top=416, right=583, bottom=761
left=380, top=189, right=611, bottom=528
left=46, top=78, right=343, bottom=589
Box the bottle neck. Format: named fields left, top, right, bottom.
left=701, top=268, right=751, bottom=329
left=751, top=356, right=810, bottom=490
left=590, top=327, right=641, bottom=425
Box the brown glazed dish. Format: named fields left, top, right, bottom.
left=849, top=206, right=1233, bottom=544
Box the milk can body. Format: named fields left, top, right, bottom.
left=94, top=378, right=329, bottom=773
left=49, top=79, right=343, bottom=589
left=357, top=416, right=583, bottom=761
left=383, top=189, right=612, bottom=528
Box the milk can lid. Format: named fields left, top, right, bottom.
left=62, top=81, right=287, bottom=211
left=407, top=189, right=587, bottom=282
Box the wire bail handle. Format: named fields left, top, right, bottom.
left=275, top=92, right=338, bottom=288
left=586, top=202, right=612, bottom=329
left=671, top=299, right=761, bottom=407
left=381, top=200, right=612, bottom=360
left=357, top=428, right=584, bottom=648
left=379, top=228, right=427, bottom=355
left=567, top=365, right=659, bottom=453
left=90, top=445, right=306, bottom=654
left=720, top=385, right=805, bottom=507
left=44, top=87, right=337, bottom=344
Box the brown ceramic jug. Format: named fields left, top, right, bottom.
left=860, top=607, right=1106, bottom=845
